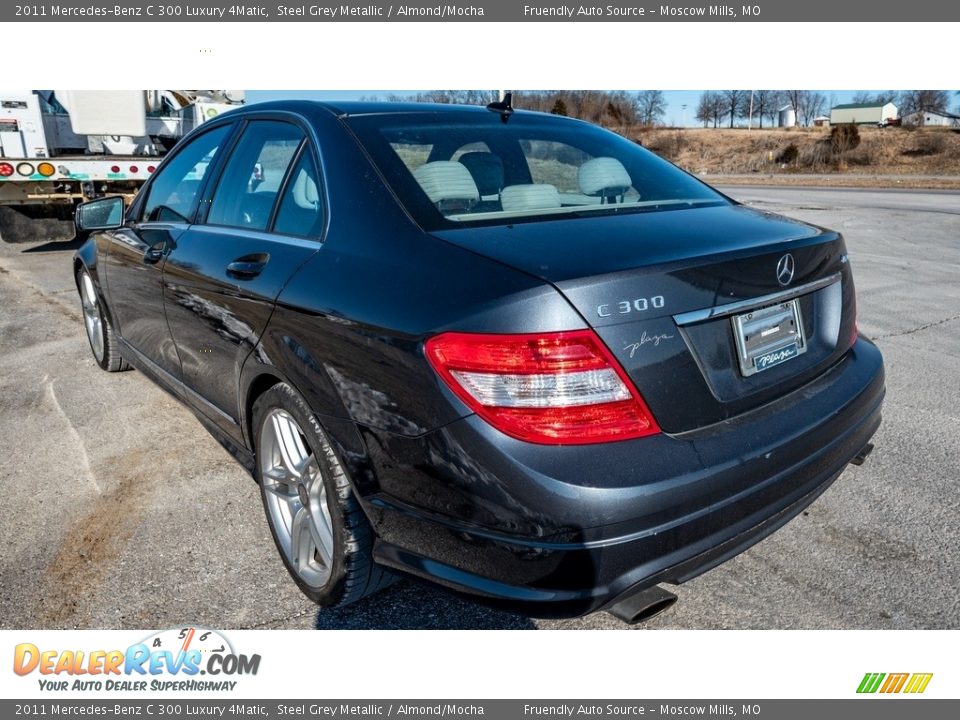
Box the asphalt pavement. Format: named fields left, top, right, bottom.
left=1, top=186, right=957, bottom=630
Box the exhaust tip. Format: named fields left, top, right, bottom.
left=608, top=585, right=678, bottom=625
left=850, top=442, right=875, bottom=466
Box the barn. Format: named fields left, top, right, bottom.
left=830, top=102, right=898, bottom=126
left=901, top=110, right=960, bottom=128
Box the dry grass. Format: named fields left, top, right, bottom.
left=637, top=126, right=960, bottom=178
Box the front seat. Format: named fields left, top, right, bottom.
left=458, top=152, right=505, bottom=211
left=500, top=184, right=562, bottom=213
left=412, top=161, right=480, bottom=214
left=578, top=157, right=633, bottom=204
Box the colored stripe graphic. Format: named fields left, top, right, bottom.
left=857, top=673, right=885, bottom=693
left=857, top=672, right=933, bottom=694
left=904, top=673, right=933, bottom=694
left=880, top=673, right=909, bottom=693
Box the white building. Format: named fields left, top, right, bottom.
left=902, top=110, right=960, bottom=128
left=777, top=105, right=796, bottom=128
left=830, top=102, right=898, bottom=126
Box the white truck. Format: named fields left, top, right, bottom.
left=0, top=90, right=244, bottom=242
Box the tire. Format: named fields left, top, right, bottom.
left=77, top=267, right=129, bottom=372
left=253, top=382, right=391, bottom=607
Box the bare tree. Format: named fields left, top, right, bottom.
left=873, top=91, right=899, bottom=105
left=899, top=90, right=950, bottom=118
left=709, top=92, right=727, bottom=128
left=764, top=92, right=784, bottom=128
left=413, top=90, right=498, bottom=105
left=752, top=90, right=781, bottom=129
left=799, top=91, right=827, bottom=126
left=723, top=90, right=745, bottom=128
left=636, top=90, right=666, bottom=126
left=783, top=90, right=807, bottom=126
left=851, top=90, right=898, bottom=105
left=511, top=91, right=641, bottom=129
left=695, top=91, right=713, bottom=128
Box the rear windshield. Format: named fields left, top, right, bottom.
left=345, top=110, right=728, bottom=230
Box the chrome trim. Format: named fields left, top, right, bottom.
left=672, top=272, right=842, bottom=327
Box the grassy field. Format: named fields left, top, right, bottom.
left=635, top=126, right=960, bottom=186
left=388, top=128, right=960, bottom=191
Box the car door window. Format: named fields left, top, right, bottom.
left=142, top=124, right=231, bottom=223
left=206, top=121, right=304, bottom=231
left=273, top=150, right=324, bottom=238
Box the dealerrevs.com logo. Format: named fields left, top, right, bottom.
left=13, top=627, right=260, bottom=692
left=857, top=672, right=933, bottom=694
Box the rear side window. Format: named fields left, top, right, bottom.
left=142, top=124, right=230, bottom=223
left=273, top=150, right=324, bottom=238
left=207, top=120, right=304, bottom=231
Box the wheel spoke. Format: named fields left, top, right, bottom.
left=262, top=482, right=296, bottom=504
left=272, top=413, right=308, bottom=477
left=312, top=504, right=334, bottom=567
left=82, top=275, right=97, bottom=306
left=262, top=465, right=296, bottom=488
left=290, top=506, right=314, bottom=568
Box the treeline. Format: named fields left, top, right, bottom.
left=694, top=90, right=956, bottom=128
left=359, top=90, right=668, bottom=129
left=357, top=89, right=958, bottom=129
left=695, top=91, right=828, bottom=128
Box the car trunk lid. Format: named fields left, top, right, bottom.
left=431, top=204, right=857, bottom=433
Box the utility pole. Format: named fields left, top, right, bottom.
left=748, top=90, right=755, bottom=130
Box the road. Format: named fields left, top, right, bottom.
left=1, top=186, right=958, bottom=630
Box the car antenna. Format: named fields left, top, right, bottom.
left=486, top=92, right=514, bottom=123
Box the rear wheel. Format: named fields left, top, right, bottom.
left=78, top=267, right=129, bottom=372
left=253, top=383, right=391, bottom=607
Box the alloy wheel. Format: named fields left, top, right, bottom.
left=79, top=271, right=105, bottom=362
left=259, top=408, right=335, bottom=588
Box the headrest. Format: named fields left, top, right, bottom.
left=500, top=184, right=562, bottom=212
left=292, top=168, right=319, bottom=209
left=413, top=161, right=480, bottom=206
left=458, top=152, right=505, bottom=197
left=578, top=157, right=632, bottom=197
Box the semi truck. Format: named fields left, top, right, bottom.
left=0, top=90, right=244, bottom=242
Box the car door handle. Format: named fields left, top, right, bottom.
left=143, top=245, right=165, bottom=265
left=226, top=253, right=269, bottom=280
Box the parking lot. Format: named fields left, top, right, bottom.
left=0, top=186, right=957, bottom=630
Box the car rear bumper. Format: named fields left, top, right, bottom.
left=363, top=336, right=885, bottom=618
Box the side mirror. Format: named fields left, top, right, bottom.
left=75, top=196, right=125, bottom=233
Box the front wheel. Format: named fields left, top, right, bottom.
left=253, top=383, right=391, bottom=607
left=77, top=267, right=129, bottom=372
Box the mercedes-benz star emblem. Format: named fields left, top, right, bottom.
left=776, top=253, right=795, bottom=286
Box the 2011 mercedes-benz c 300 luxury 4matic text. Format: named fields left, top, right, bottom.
left=73, top=99, right=884, bottom=622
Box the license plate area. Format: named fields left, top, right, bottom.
left=731, top=299, right=807, bottom=377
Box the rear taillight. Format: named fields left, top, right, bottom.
left=0, top=162, right=13, bottom=177
left=425, top=330, right=660, bottom=445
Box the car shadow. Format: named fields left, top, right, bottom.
left=313, top=578, right=537, bottom=630
left=20, top=237, right=85, bottom=253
